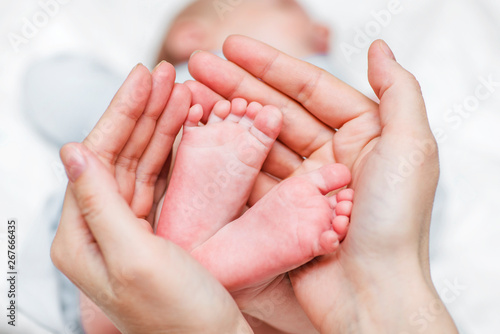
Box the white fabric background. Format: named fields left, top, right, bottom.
left=0, top=0, right=499, bottom=333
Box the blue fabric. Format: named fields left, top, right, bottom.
left=18, top=194, right=84, bottom=334
left=23, top=55, right=124, bottom=147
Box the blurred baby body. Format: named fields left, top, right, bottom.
left=158, top=0, right=331, bottom=65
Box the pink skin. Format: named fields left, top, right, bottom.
left=193, top=165, right=353, bottom=293
left=158, top=99, right=353, bottom=300
left=157, top=98, right=283, bottom=250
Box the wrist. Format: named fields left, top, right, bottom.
left=240, top=276, right=318, bottom=334
left=321, top=265, right=457, bottom=334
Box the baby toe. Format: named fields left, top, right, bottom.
left=185, top=104, right=204, bottom=128
left=332, top=215, right=350, bottom=238
left=239, top=102, right=262, bottom=129
left=318, top=230, right=340, bottom=255
left=226, top=98, right=248, bottom=122
left=335, top=201, right=353, bottom=217
left=337, top=188, right=354, bottom=202
left=208, top=100, right=231, bottom=124
left=250, top=105, right=283, bottom=146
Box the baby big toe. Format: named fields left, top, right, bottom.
left=302, top=164, right=351, bottom=196
left=318, top=230, right=340, bottom=254
left=226, top=98, right=248, bottom=122
left=207, top=100, right=231, bottom=124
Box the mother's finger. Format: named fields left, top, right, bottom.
left=131, top=83, right=191, bottom=218
left=262, top=141, right=303, bottom=179
left=249, top=172, right=279, bottom=206
left=185, top=80, right=305, bottom=178
left=368, top=40, right=432, bottom=139
left=51, top=189, right=108, bottom=294
left=83, top=64, right=152, bottom=168
left=188, top=52, right=334, bottom=158
left=222, top=35, right=379, bottom=128
left=60, top=143, right=148, bottom=265
left=115, top=62, right=176, bottom=202
left=184, top=80, right=224, bottom=123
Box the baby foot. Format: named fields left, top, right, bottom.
left=157, top=98, right=283, bottom=250
left=192, top=164, right=353, bottom=294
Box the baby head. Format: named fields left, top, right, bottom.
left=158, top=0, right=330, bottom=65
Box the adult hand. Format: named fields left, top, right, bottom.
left=51, top=64, right=252, bottom=334
left=187, top=37, right=381, bottom=205
left=288, top=41, right=457, bottom=333
left=187, top=36, right=458, bottom=333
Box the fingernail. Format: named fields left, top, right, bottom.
left=61, top=145, right=86, bottom=182
left=127, top=63, right=143, bottom=77
left=153, top=60, right=166, bottom=72
left=379, top=40, right=396, bottom=60
left=189, top=50, right=202, bottom=59
left=133, top=63, right=143, bottom=71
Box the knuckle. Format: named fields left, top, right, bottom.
left=427, top=140, right=440, bottom=171
left=111, top=251, right=155, bottom=286
left=78, top=192, right=104, bottom=222
left=50, top=240, right=64, bottom=270
left=410, top=136, right=440, bottom=172
left=115, top=154, right=140, bottom=172
left=94, top=285, right=119, bottom=307
left=297, top=70, right=323, bottom=104
left=404, top=72, right=423, bottom=93
left=135, top=169, right=158, bottom=188
left=428, top=139, right=439, bottom=158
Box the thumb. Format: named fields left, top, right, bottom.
left=368, top=40, right=432, bottom=139
left=60, top=143, right=148, bottom=260
left=366, top=40, right=439, bottom=200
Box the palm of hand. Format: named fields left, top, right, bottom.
left=62, top=64, right=252, bottom=334
left=290, top=63, right=439, bottom=332
left=186, top=36, right=439, bottom=332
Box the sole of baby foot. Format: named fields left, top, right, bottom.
left=157, top=99, right=283, bottom=251
left=192, top=164, right=352, bottom=297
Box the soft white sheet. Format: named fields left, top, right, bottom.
left=1, top=0, right=499, bottom=333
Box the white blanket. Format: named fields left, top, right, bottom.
left=0, top=0, right=499, bottom=333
